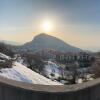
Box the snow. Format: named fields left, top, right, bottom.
left=0, top=68, right=32, bottom=83
left=47, top=61, right=60, bottom=68
left=0, top=60, right=5, bottom=63
left=12, top=62, right=62, bottom=85
left=0, top=53, right=10, bottom=60
left=0, top=52, right=62, bottom=85
left=44, top=61, right=61, bottom=79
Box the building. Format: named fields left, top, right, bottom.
left=36, top=49, right=61, bottom=60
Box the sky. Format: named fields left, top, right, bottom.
left=0, top=0, right=100, bottom=51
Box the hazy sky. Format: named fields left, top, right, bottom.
left=0, top=0, right=100, bottom=51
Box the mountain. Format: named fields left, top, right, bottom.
left=22, top=33, right=82, bottom=52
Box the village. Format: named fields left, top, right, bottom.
left=11, top=48, right=96, bottom=85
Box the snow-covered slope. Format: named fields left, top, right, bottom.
left=0, top=62, right=62, bottom=85
left=13, top=62, right=62, bottom=85
left=0, top=68, right=32, bottom=83
left=0, top=53, right=62, bottom=85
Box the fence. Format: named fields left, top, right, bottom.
left=0, top=76, right=100, bottom=100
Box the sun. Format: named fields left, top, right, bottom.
left=42, top=20, right=52, bottom=32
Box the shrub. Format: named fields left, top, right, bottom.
left=0, top=59, right=13, bottom=69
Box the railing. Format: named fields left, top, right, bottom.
left=0, top=76, right=100, bottom=100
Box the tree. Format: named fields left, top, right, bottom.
left=91, top=54, right=100, bottom=78
left=0, top=59, right=13, bottom=69
left=0, top=43, right=14, bottom=57
left=22, top=52, right=44, bottom=73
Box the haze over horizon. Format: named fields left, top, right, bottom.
left=0, top=0, right=100, bottom=52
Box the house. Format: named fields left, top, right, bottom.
left=77, top=52, right=93, bottom=68
left=56, top=52, right=77, bottom=63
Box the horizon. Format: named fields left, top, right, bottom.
left=0, top=0, right=100, bottom=52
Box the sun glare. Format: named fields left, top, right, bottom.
left=42, top=20, right=52, bottom=32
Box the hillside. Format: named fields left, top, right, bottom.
left=0, top=52, right=62, bottom=85
left=22, top=33, right=81, bottom=52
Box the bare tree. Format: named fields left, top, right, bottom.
left=22, top=53, right=44, bottom=73
left=91, top=53, right=100, bottom=78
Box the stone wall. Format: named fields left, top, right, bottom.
left=0, top=76, right=100, bottom=100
